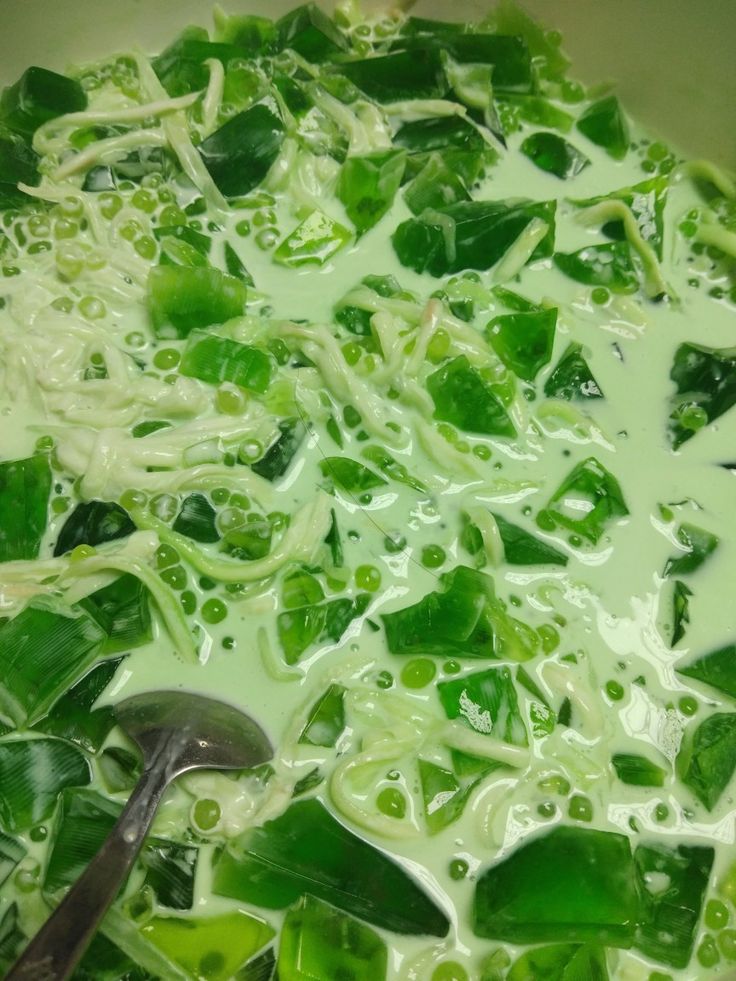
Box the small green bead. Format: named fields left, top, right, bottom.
left=99, top=192, right=122, bottom=219
left=431, top=962, right=468, bottom=981
left=119, top=489, right=146, bottom=511
left=591, top=286, right=610, bottom=305
left=376, top=786, right=406, bottom=819
left=654, top=802, right=669, bottom=822
left=383, top=533, right=406, bottom=554
left=697, top=934, right=720, bottom=968
left=648, top=973, right=673, bottom=981
left=718, top=928, right=736, bottom=961
left=443, top=660, right=461, bottom=675
left=160, top=565, right=187, bottom=590
left=125, top=331, right=145, bottom=348
left=158, top=205, right=187, bottom=226
left=568, top=794, right=593, bottom=822
left=342, top=342, right=361, bottom=366
left=376, top=670, right=393, bottom=690
left=401, top=658, right=437, bottom=690
left=705, top=899, right=730, bottom=930
left=421, top=544, right=446, bottom=569
left=343, top=405, right=361, bottom=428
left=78, top=296, right=106, bottom=319
left=679, top=695, right=698, bottom=716
left=427, top=328, right=450, bottom=363
left=238, top=439, right=263, bottom=463
left=180, top=590, right=197, bottom=615
left=255, top=227, right=278, bottom=250
left=216, top=386, right=246, bottom=415
left=222, top=636, right=236, bottom=650
left=449, top=858, right=468, bottom=880
left=473, top=443, right=492, bottom=460
left=131, top=189, right=157, bottom=213
left=134, top=235, right=157, bottom=260
left=54, top=218, right=79, bottom=240
left=70, top=544, right=96, bottom=562
left=537, top=801, right=556, bottom=818
left=153, top=347, right=180, bottom=370
left=50, top=296, right=73, bottom=313
left=201, top=598, right=227, bottom=624
left=29, top=825, right=48, bottom=842
left=355, top=564, right=381, bottom=592
left=14, top=867, right=39, bottom=893
left=235, top=218, right=251, bottom=237
left=211, top=487, right=230, bottom=506
left=155, top=544, right=180, bottom=568
left=192, top=798, right=221, bottom=832
left=51, top=495, right=70, bottom=514
left=605, top=680, right=625, bottom=701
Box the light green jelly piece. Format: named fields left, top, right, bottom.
left=140, top=910, right=275, bottom=981
left=273, top=210, right=351, bottom=268
left=278, top=894, right=388, bottom=981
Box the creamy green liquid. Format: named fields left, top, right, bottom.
left=0, top=9, right=735, bottom=981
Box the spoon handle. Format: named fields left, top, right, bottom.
left=6, top=757, right=173, bottom=981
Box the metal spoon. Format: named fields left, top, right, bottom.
left=6, top=690, right=272, bottom=981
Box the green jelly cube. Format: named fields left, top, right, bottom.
left=278, top=895, right=387, bottom=981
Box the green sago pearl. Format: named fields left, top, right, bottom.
left=29, top=825, right=48, bottom=842
left=199, top=576, right=217, bottom=591
left=180, top=590, right=196, bottom=615
left=718, top=929, right=736, bottom=961
left=99, top=192, right=122, bottom=219
left=125, top=331, right=145, bottom=348
left=355, top=564, right=380, bottom=591
left=222, top=636, right=236, bottom=650
left=238, top=439, right=263, bottom=463
left=14, top=867, right=39, bottom=893
left=153, top=347, right=180, bottom=370
left=161, top=565, right=187, bottom=590
left=568, top=794, right=593, bottom=821
left=54, top=218, right=78, bottom=240
left=605, top=680, right=624, bottom=701
left=342, top=341, right=361, bottom=366
left=51, top=495, right=70, bottom=514
left=27, top=240, right=51, bottom=255
left=383, top=532, right=406, bottom=553
left=705, top=899, right=730, bottom=930
left=697, top=934, right=720, bottom=968
left=255, top=228, right=278, bottom=250
left=211, top=487, right=229, bottom=506
left=218, top=508, right=246, bottom=533
left=431, top=962, right=468, bottom=981
left=376, top=670, right=393, bottom=690
left=35, top=435, right=54, bottom=451
left=131, top=189, right=157, bottom=213
left=201, top=598, right=227, bottom=624
left=376, top=787, right=406, bottom=819
left=591, top=286, right=610, bottom=305
left=70, top=544, right=96, bottom=562
left=120, top=219, right=142, bottom=241
left=679, top=695, right=698, bottom=716
left=155, top=543, right=180, bottom=568
left=192, top=798, right=221, bottom=832
left=654, top=802, right=669, bottom=822
left=158, top=205, right=187, bottom=226
left=78, top=296, right=106, bottom=319
left=50, top=296, right=73, bottom=313
left=343, top=405, right=361, bottom=428
left=443, top=660, right=461, bottom=675
left=537, top=801, right=556, bottom=818
left=648, top=973, right=673, bottom=981
left=119, top=488, right=147, bottom=510
left=216, top=386, right=246, bottom=414
left=231, top=493, right=251, bottom=511
left=427, top=328, right=450, bottom=363
left=473, top=443, right=492, bottom=460
left=421, top=544, right=446, bottom=568
left=253, top=208, right=277, bottom=227
left=235, top=219, right=251, bottom=237
left=134, top=235, right=157, bottom=260
left=28, top=215, right=50, bottom=237
left=449, top=858, right=468, bottom=880
left=401, top=658, right=437, bottom=689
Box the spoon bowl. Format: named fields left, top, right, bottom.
left=116, top=689, right=272, bottom=772
left=7, top=690, right=273, bottom=981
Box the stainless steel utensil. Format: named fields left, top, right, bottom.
left=6, top=690, right=272, bottom=981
